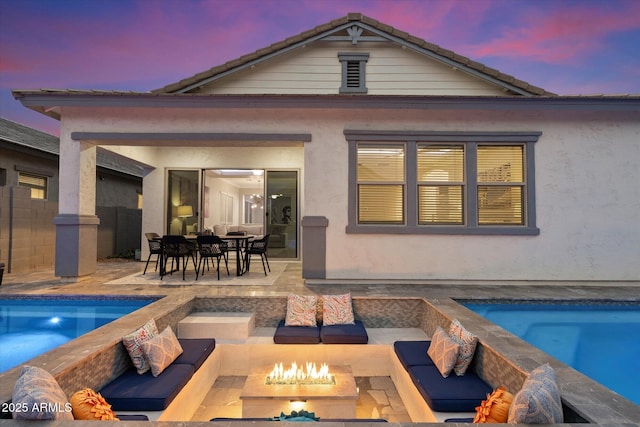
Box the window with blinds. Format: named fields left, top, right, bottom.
left=357, top=144, right=405, bottom=224
left=18, top=172, right=47, bottom=199
left=345, top=130, right=539, bottom=235
left=477, top=145, right=524, bottom=225
left=417, top=145, right=465, bottom=224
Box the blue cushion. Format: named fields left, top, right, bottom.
left=393, top=341, right=434, bottom=370
left=116, top=415, right=150, bottom=421
left=320, top=320, right=368, bottom=344
left=408, top=365, right=492, bottom=412
left=174, top=338, right=216, bottom=371
left=274, top=319, right=321, bottom=344
left=100, top=364, right=194, bottom=411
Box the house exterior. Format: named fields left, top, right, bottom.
left=11, top=13, right=640, bottom=282
left=0, top=117, right=147, bottom=270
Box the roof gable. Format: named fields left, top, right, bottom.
left=154, top=13, right=555, bottom=97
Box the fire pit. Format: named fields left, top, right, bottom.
left=240, top=364, right=358, bottom=418
left=266, top=362, right=336, bottom=385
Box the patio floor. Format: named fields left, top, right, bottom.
left=1, top=260, right=639, bottom=425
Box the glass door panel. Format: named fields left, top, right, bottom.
left=166, top=170, right=200, bottom=235
left=266, top=170, right=298, bottom=259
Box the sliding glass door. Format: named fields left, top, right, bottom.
left=265, top=170, right=298, bottom=258
left=166, top=170, right=199, bottom=235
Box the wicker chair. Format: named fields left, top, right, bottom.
left=143, top=233, right=163, bottom=275
left=161, top=235, right=198, bottom=280
left=243, top=234, right=271, bottom=276
left=196, top=235, right=229, bottom=280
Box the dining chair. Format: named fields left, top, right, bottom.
left=196, top=235, right=229, bottom=280
left=161, top=235, right=198, bottom=280
left=143, top=233, right=163, bottom=275
left=243, top=234, right=271, bottom=276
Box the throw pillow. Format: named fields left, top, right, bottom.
left=140, top=326, right=184, bottom=377
left=122, top=318, right=158, bottom=374
left=507, top=363, right=563, bottom=424
left=473, top=386, right=514, bottom=423
left=70, top=388, right=118, bottom=420
left=285, top=294, right=318, bottom=326
left=427, top=326, right=461, bottom=378
left=449, top=318, right=479, bottom=376
left=321, top=293, right=355, bottom=326
left=11, top=365, right=74, bottom=420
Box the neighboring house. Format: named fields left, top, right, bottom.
left=11, top=13, right=640, bottom=282
left=0, top=117, right=147, bottom=270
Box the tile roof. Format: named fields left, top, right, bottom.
left=152, top=12, right=556, bottom=96
left=0, top=117, right=145, bottom=178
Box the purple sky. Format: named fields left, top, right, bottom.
left=2, top=0, right=639, bottom=136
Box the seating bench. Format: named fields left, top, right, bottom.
left=100, top=338, right=219, bottom=421
left=273, top=319, right=368, bottom=344
left=393, top=341, right=491, bottom=414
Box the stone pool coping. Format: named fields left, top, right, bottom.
left=1, top=294, right=639, bottom=426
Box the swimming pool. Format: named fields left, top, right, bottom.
left=463, top=301, right=640, bottom=406
left=0, top=296, right=159, bottom=373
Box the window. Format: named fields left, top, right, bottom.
left=338, top=52, right=369, bottom=93
left=18, top=172, right=48, bottom=199
left=345, top=130, right=540, bottom=235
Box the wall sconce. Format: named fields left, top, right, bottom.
left=177, top=205, right=193, bottom=235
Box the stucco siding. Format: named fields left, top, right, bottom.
left=196, top=43, right=506, bottom=96
left=59, top=106, right=639, bottom=281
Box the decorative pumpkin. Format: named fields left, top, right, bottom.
left=70, top=388, right=118, bottom=421
left=473, top=386, right=514, bottom=423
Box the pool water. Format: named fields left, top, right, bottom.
left=0, top=296, right=157, bottom=373
left=464, top=302, right=640, bottom=406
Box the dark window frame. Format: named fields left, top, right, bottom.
left=345, top=130, right=541, bottom=235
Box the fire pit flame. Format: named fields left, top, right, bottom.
left=266, top=362, right=335, bottom=385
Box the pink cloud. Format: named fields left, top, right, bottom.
left=470, top=1, right=640, bottom=64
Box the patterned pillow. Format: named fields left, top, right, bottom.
left=140, top=326, right=184, bottom=377
left=70, top=388, right=118, bottom=420
left=507, top=363, right=563, bottom=424
left=427, top=326, right=461, bottom=378
left=322, top=293, right=355, bottom=326
left=285, top=294, right=318, bottom=326
left=11, top=365, right=74, bottom=420
left=122, top=318, right=158, bottom=374
left=473, top=386, right=514, bottom=423
left=449, top=318, right=479, bottom=376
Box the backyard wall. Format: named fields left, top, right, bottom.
left=0, top=186, right=142, bottom=274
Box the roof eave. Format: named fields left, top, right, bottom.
left=12, top=91, right=640, bottom=112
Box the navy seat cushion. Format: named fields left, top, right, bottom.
left=408, top=365, right=492, bottom=412
left=116, top=415, right=150, bottom=421
left=174, top=338, right=216, bottom=371
left=393, top=341, right=434, bottom=370
left=274, top=319, right=321, bottom=344
left=320, top=320, right=368, bottom=344
left=100, top=364, right=195, bottom=411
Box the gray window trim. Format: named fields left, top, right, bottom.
left=345, top=130, right=540, bottom=235
left=338, top=52, right=369, bottom=93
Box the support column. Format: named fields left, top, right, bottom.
left=55, top=135, right=100, bottom=279
left=301, top=216, right=328, bottom=279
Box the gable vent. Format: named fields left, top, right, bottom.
left=339, top=52, right=369, bottom=94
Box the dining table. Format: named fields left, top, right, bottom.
left=219, top=234, right=255, bottom=276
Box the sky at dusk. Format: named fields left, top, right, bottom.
left=1, top=0, right=639, bottom=136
